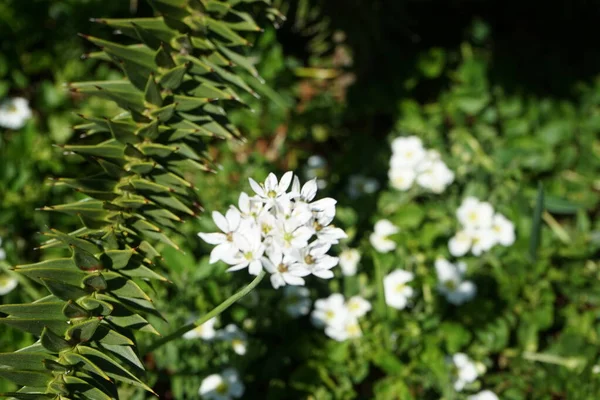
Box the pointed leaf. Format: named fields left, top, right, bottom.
left=41, top=278, right=88, bottom=302
left=0, top=370, right=52, bottom=388
left=41, top=327, right=72, bottom=353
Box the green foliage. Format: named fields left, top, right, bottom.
left=1, top=0, right=271, bottom=398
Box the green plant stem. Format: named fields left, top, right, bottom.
left=144, top=270, right=266, bottom=354
left=372, top=252, right=391, bottom=349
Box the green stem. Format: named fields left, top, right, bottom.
left=372, top=252, right=391, bottom=349
left=144, top=270, right=266, bottom=354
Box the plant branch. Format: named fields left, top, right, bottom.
left=144, top=270, right=266, bottom=354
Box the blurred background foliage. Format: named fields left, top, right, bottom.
left=1, top=0, right=599, bottom=399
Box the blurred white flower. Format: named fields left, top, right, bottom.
left=199, top=368, right=244, bottom=400
left=383, top=269, right=414, bottom=310
left=0, top=274, right=18, bottom=296
left=346, top=296, right=371, bottom=318
left=370, top=219, right=399, bottom=253
left=325, top=315, right=362, bottom=342
left=347, top=175, right=380, bottom=198
left=0, top=97, right=32, bottom=130
left=468, top=390, right=499, bottom=400
left=199, top=172, right=346, bottom=289
left=311, top=293, right=348, bottom=328
left=304, top=155, right=328, bottom=189
left=457, top=197, right=494, bottom=229
left=0, top=238, right=6, bottom=261
left=183, top=317, right=217, bottom=340
left=450, top=198, right=516, bottom=256
left=388, top=136, right=454, bottom=194
left=390, top=136, right=426, bottom=168
left=449, top=353, right=479, bottom=392
left=435, top=259, right=476, bottom=305
left=312, top=293, right=370, bottom=341
left=339, top=248, right=361, bottom=276
left=448, top=230, right=472, bottom=257
left=218, top=324, right=248, bottom=356
left=388, top=168, right=415, bottom=191
left=283, top=286, right=312, bottom=317
left=491, top=213, right=516, bottom=246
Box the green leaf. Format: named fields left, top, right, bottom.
left=62, top=301, right=91, bottom=319
left=0, top=370, right=52, bottom=388
left=0, top=302, right=66, bottom=320
left=62, top=141, right=125, bottom=159
left=82, top=274, right=108, bottom=291
left=93, top=324, right=135, bottom=346
left=529, top=182, right=544, bottom=261
left=0, top=352, right=55, bottom=371
left=63, top=375, right=113, bottom=400
left=41, top=327, right=72, bottom=353
left=144, top=74, right=163, bottom=106
left=73, top=247, right=104, bottom=272
left=0, top=393, right=53, bottom=400
left=159, top=64, right=188, bottom=90
left=78, top=346, right=155, bottom=394
left=0, top=318, right=68, bottom=337
left=99, top=343, right=145, bottom=373
left=66, top=319, right=101, bottom=343
left=41, top=278, right=88, bottom=302
left=78, top=298, right=114, bottom=317
left=102, top=250, right=134, bottom=270
left=62, top=352, right=111, bottom=381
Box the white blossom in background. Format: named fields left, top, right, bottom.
left=283, top=286, right=312, bottom=317
left=347, top=174, right=380, bottom=198
left=199, top=368, right=244, bottom=400
left=339, top=248, right=361, bottom=276
left=449, top=353, right=479, bottom=392
left=388, top=135, right=454, bottom=193
left=468, top=390, right=499, bottom=400
left=370, top=219, right=399, bottom=253
left=435, top=259, right=476, bottom=305
left=218, top=324, right=248, bottom=355
left=383, top=269, right=415, bottom=310
left=311, top=293, right=371, bottom=342
left=449, top=197, right=516, bottom=256
left=0, top=274, right=18, bottom=296
left=0, top=97, right=32, bottom=130
left=183, top=317, right=217, bottom=340
left=199, top=172, right=347, bottom=289
left=0, top=238, right=6, bottom=261
left=304, top=155, right=328, bottom=189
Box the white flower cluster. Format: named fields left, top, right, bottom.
left=383, top=269, right=415, bottom=309
left=388, top=136, right=454, bottom=193
left=199, top=368, right=244, bottom=400
left=468, top=390, right=499, bottom=400
left=449, top=197, right=516, bottom=257
left=311, top=293, right=371, bottom=341
left=338, top=248, right=361, bottom=276
left=183, top=318, right=248, bottom=356
left=0, top=97, right=32, bottom=130
left=435, top=258, right=476, bottom=305
left=199, top=172, right=347, bottom=290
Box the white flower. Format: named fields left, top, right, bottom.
left=262, top=247, right=309, bottom=289
left=311, top=293, right=349, bottom=328
left=183, top=317, right=217, bottom=340
left=283, top=286, right=312, bottom=317
left=469, top=228, right=496, bottom=256
left=339, top=248, right=361, bottom=276
left=448, top=230, right=472, bottom=257
left=226, top=226, right=265, bottom=275
left=290, top=176, right=318, bottom=203
left=415, top=159, right=454, bottom=194
left=218, top=324, right=248, bottom=355
left=0, top=97, right=32, bottom=130
left=491, top=213, right=515, bottom=246
left=468, top=390, right=499, bottom=400
left=346, top=296, right=371, bottom=318
left=390, top=136, right=426, bottom=168
left=457, top=197, right=494, bottom=229
left=449, top=353, right=479, bottom=392
left=237, top=192, right=263, bottom=220
left=370, top=219, right=399, bottom=253
left=435, top=259, right=476, bottom=305
left=249, top=171, right=294, bottom=210
left=325, top=315, right=362, bottom=341
left=288, top=242, right=339, bottom=279
left=199, top=209, right=242, bottom=264
left=199, top=368, right=244, bottom=400
left=383, top=269, right=414, bottom=310
left=273, top=217, right=313, bottom=250
left=0, top=274, right=18, bottom=296
left=388, top=167, right=415, bottom=191
left=311, top=210, right=347, bottom=245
